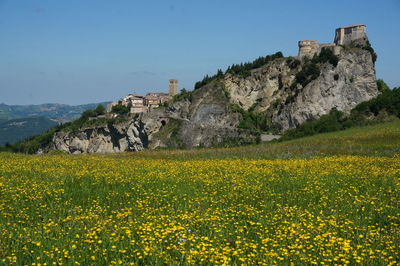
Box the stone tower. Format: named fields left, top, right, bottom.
left=334, top=24, right=366, bottom=46
left=169, top=79, right=178, bottom=96
left=298, top=40, right=320, bottom=59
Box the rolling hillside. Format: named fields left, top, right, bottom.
left=0, top=117, right=58, bottom=145
left=0, top=102, right=110, bottom=123
left=0, top=102, right=110, bottom=145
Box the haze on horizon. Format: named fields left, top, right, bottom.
left=0, top=0, right=399, bottom=105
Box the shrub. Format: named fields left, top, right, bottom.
left=353, top=87, right=400, bottom=116
left=287, top=57, right=301, bottom=69
left=316, top=48, right=339, bottom=67
left=94, top=104, right=106, bottom=115
left=81, top=109, right=97, bottom=119
left=111, top=104, right=130, bottom=115
left=282, top=84, right=400, bottom=140
left=231, top=104, right=270, bottom=133
left=173, top=88, right=193, bottom=102
left=282, top=109, right=346, bottom=140
left=377, top=79, right=390, bottom=93
left=295, top=62, right=320, bottom=87
left=194, top=75, right=215, bottom=90
left=364, top=40, right=377, bottom=64
left=350, top=40, right=377, bottom=64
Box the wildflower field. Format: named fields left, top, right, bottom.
left=0, top=122, right=399, bottom=265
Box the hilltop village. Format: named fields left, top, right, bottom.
left=107, top=79, right=178, bottom=114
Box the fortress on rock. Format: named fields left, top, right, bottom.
left=298, top=24, right=367, bottom=59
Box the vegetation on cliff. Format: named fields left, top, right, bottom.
left=172, top=88, right=193, bottom=103
left=194, top=52, right=284, bottom=90
left=152, top=118, right=184, bottom=148
left=282, top=85, right=400, bottom=140
left=294, top=48, right=339, bottom=88
left=349, top=40, right=377, bottom=64
left=111, top=104, right=130, bottom=115
left=230, top=103, right=271, bottom=133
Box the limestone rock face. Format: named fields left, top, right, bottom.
left=223, top=58, right=297, bottom=112
left=50, top=121, right=148, bottom=154
left=272, top=49, right=378, bottom=130
left=223, top=48, right=378, bottom=131
left=176, top=82, right=246, bottom=147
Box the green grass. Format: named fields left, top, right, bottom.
left=113, top=120, right=400, bottom=160
left=0, top=121, right=398, bottom=265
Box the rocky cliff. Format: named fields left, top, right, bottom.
left=48, top=44, right=378, bottom=154
left=49, top=82, right=259, bottom=154
left=224, top=47, right=378, bottom=130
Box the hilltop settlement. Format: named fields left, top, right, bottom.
left=107, top=79, right=178, bottom=114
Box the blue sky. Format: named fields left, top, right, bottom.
left=0, top=0, right=399, bottom=105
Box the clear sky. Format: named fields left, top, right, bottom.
left=0, top=0, right=399, bottom=105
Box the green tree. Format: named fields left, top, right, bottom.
left=376, top=79, right=390, bottom=93
left=81, top=109, right=97, bottom=119
left=94, top=104, right=106, bottom=115
left=111, top=104, right=130, bottom=115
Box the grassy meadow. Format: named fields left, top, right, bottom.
left=0, top=121, right=399, bottom=265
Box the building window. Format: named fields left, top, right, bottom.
left=344, top=28, right=352, bottom=34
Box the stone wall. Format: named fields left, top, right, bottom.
left=298, top=41, right=338, bottom=59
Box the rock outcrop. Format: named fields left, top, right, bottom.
left=224, top=47, right=378, bottom=130
left=47, top=27, right=379, bottom=154
left=50, top=120, right=148, bottom=154
left=274, top=49, right=377, bottom=130
left=49, top=82, right=258, bottom=154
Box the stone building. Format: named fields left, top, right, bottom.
left=144, top=93, right=171, bottom=109
left=129, top=95, right=147, bottom=113
left=107, top=94, right=147, bottom=113
left=334, top=24, right=366, bottom=46
left=107, top=79, right=178, bottom=114
left=298, top=24, right=367, bottom=59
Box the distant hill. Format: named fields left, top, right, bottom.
left=0, top=117, right=58, bottom=145
left=0, top=102, right=110, bottom=123
left=0, top=102, right=110, bottom=145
